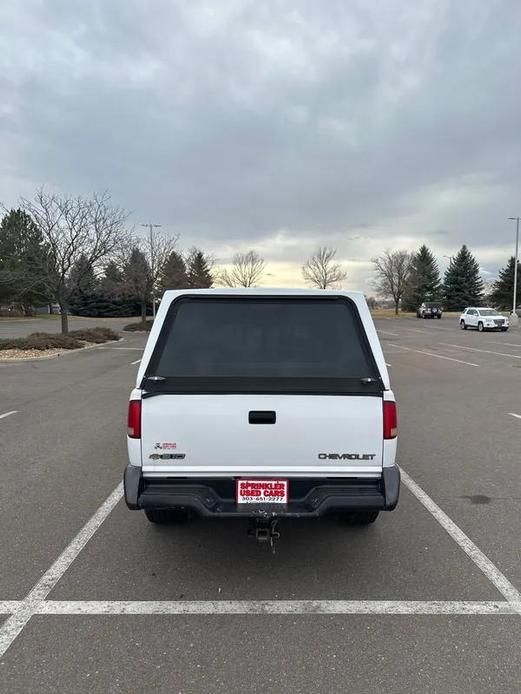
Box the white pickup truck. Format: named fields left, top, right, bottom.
left=124, top=289, right=400, bottom=543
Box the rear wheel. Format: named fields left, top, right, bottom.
left=341, top=511, right=379, bottom=525
left=437, top=315, right=441, bottom=319
left=460, top=320, right=467, bottom=330
left=144, top=509, right=190, bottom=524
left=478, top=321, right=484, bottom=332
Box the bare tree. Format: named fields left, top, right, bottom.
left=141, top=228, right=178, bottom=313
left=218, top=250, right=267, bottom=287
left=21, top=189, right=129, bottom=332
left=372, top=249, right=412, bottom=314
left=302, top=246, right=347, bottom=289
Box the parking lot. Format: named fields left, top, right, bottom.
left=0, top=316, right=520, bottom=693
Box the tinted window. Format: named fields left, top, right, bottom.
left=478, top=309, right=495, bottom=316
left=146, top=297, right=381, bottom=394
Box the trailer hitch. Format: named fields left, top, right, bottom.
left=248, top=518, right=280, bottom=552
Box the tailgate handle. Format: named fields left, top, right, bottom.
left=249, top=410, right=276, bottom=424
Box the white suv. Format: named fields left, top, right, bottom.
left=124, top=289, right=400, bottom=543
left=460, top=307, right=509, bottom=332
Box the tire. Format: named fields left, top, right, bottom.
left=342, top=511, right=379, bottom=525
left=144, top=509, right=190, bottom=524
left=478, top=321, right=484, bottom=332
left=502, top=327, right=509, bottom=332
left=437, top=315, right=441, bottom=319
left=460, top=320, right=467, bottom=330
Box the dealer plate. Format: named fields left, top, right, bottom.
left=236, top=479, right=288, bottom=504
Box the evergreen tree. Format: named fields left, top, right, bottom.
left=67, top=254, right=99, bottom=315
left=402, top=244, right=441, bottom=311
left=159, top=250, right=188, bottom=292
left=99, top=261, right=124, bottom=299
left=0, top=209, right=50, bottom=314
left=186, top=247, right=213, bottom=288
left=488, top=257, right=520, bottom=310
left=443, top=245, right=484, bottom=310
left=122, top=247, right=153, bottom=321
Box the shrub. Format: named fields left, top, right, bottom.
left=0, top=334, right=83, bottom=351
left=123, top=320, right=153, bottom=332
left=0, top=327, right=120, bottom=351
left=68, top=327, right=119, bottom=343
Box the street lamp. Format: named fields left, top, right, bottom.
left=507, top=217, right=520, bottom=325
left=141, top=223, right=162, bottom=319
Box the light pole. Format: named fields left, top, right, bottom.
left=141, top=223, right=162, bottom=319
left=508, top=217, right=520, bottom=325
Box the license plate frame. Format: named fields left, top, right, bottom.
left=236, top=478, right=289, bottom=505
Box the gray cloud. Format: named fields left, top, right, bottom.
left=2, top=0, right=521, bottom=291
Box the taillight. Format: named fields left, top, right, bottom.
left=383, top=401, right=397, bottom=439
left=128, top=400, right=141, bottom=439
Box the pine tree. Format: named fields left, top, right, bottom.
left=488, top=257, right=520, bottom=310
left=159, top=250, right=188, bottom=292
left=122, top=248, right=153, bottom=321
left=186, top=248, right=213, bottom=288
left=402, top=244, right=441, bottom=311
left=0, top=209, right=50, bottom=313
left=443, top=245, right=484, bottom=311
left=99, top=261, right=124, bottom=299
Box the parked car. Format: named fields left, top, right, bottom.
left=124, top=289, right=400, bottom=545
left=460, top=307, right=509, bottom=332
left=416, top=302, right=443, bottom=319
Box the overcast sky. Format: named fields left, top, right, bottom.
left=2, top=0, right=521, bottom=292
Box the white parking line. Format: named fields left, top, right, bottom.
left=489, top=341, right=521, bottom=348
left=404, top=328, right=429, bottom=334
left=0, top=483, right=123, bottom=659
left=377, top=330, right=399, bottom=336
left=385, top=363, right=391, bottom=367
left=131, top=359, right=141, bottom=365
left=386, top=344, right=478, bottom=366
left=507, top=413, right=521, bottom=420
left=0, top=410, right=17, bottom=420
left=0, top=600, right=517, bottom=615
left=441, top=343, right=521, bottom=360
left=34, top=600, right=520, bottom=615
left=400, top=468, right=521, bottom=608
left=413, top=350, right=479, bottom=367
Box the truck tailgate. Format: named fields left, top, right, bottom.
left=141, top=394, right=383, bottom=477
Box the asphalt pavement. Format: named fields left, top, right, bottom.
left=0, top=316, right=520, bottom=693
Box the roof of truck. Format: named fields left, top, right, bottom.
left=161, top=288, right=365, bottom=297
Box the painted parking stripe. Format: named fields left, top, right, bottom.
left=507, top=413, right=521, bottom=420
left=0, top=483, right=123, bottom=659
left=0, top=410, right=17, bottom=420
left=131, top=359, right=141, bottom=365
left=0, top=600, right=517, bottom=616
left=35, top=600, right=520, bottom=616
left=0, top=600, right=521, bottom=616
left=387, top=344, right=478, bottom=366
left=441, top=343, right=521, bottom=359
left=400, top=468, right=521, bottom=608
left=413, top=350, right=479, bottom=367
left=489, top=341, right=521, bottom=348
left=377, top=330, right=399, bottom=336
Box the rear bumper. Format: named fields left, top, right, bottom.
left=123, top=465, right=400, bottom=517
